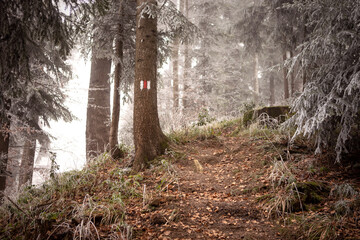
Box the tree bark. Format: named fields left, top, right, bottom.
left=172, top=37, right=179, bottom=111
left=86, top=51, right=111, bottom=162
left=269, top=73, right=275, bottom=106
left=109, top=35, right=124, bottom=159
left=254, top=53, right=260, bottom=102
left=18, top=138, right=36, bottom=189
left=302, top=16, right=307, bottom=91
left=282, top=51, right=289, bottom=99
left=289, top=50, right=295, bottom=96
left=302, top=65, right=307, bottom=91
left=6, top=136, right=20, bottom=191
left=182, top=0, right=191, bottom=114
left=0, top=114, right=10, bottom=202
left=133, top=0, right=168, bottom=172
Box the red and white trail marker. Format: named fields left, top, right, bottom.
left=140, top=80, right=151, bottom=90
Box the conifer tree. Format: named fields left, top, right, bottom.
left=0, top=0, right=109, bottom=201
left=290, top=0, right=360, bottom=161
left=133, top=0, right=168, bottom=172
left=86, top=55, right=111, bottom=161
left=83, top=0, right=136, bottom=160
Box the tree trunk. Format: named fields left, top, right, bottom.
left=133, top=0, right=168, bottom=172
left=172, top=37, right=179, bottom=111
left=269, top=73, right=275, bottom=106
left=302, top=65, right=307, bottom=91
left=18, top=138, right=36, bottom=189
left=6, top=136, right=20, bottom=191
left=109, top=35, right=124, bottom=159
left=302, top=17, right=307, bottom=91
left=200, top=39, right=209, bottom=108
left=0, top=115, right=10, bottom=202
left=289, top=50, right=295, bottom=96
left=173, top=0, right=180, bottom=111
left=86, top=51, right=111, bottom=162
left=254, top=53, right=259, bottom=102
left=282, top=51, right=289, bottom=99
left=182, top=0, right=190, bottom=114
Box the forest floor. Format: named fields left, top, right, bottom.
left=121, top=121, right=360, bottom=240
left=1, top=119, right=360, bottom=239
left=125, top=131, right=283, bottom=239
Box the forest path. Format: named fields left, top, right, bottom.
left=127, top=130, right=284, bottom=239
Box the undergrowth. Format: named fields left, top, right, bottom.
left=0, top=154, right=142, bottom=240
left=168, top=118, right=241, bottom=144
left=245, top=112, right=360, bottom=239
left=1, top=112, right=359, bottom=239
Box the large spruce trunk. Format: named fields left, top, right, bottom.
left=85, top=52, right=111, bottom=161
left=133, top=0, right=167, bottom=172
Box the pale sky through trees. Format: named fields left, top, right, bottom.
left=45, top=48, right=135, bottom=175
left=46, top=50, right=89, bottom=173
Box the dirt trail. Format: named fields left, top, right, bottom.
left=127, top=134, right=283, bottom=239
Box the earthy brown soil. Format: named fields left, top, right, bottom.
left=125, top=133, right=285, bottom=240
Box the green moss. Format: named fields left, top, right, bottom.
left=160, top=139, right=169, bottom=153
left=253, top=106, right=290, bottom=123
left=319, top=166, right=329, bottom=173
left=296, top=181, right=330, bottom=205
left=243, top=110, right=254, bottom=127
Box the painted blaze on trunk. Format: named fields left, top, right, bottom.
left=133, top=0, right=167, bottom=172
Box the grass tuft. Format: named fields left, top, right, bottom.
left=0, top=153, right=140, bottom=239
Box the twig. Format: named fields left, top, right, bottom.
left=159, top=0, right=168, bottom=11
left=4, top=195, right=29, bottom=217
left=34, top=200, right=56, bottom=210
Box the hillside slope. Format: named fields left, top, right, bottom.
left=1, top=119, right=359, bottom=239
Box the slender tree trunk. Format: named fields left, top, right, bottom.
left=302, top=65, right=307, bottom=91
left=18, top=138, right=36, bottom=189
left=289, top=50, right=295, bottom=96
left=6, top=136, right=20, bottom=191
left=86, top=51, right=111, bottom=162
left=302, top=17, right=307, bottom=91
left=182, top=0, right=190, bottom=114
left=254, top=53, right=260, bottom=102
left=172, top=37, right=179, bottom=110
left=133, top=0, right=168, bottom=172
left=200, top=39, right=209, bottom=108
left=269, top=73, right=275, bottom=106
left=109, top=35, right=124, bottom=159
left=0, top=114, right=10, bottom=202
left=282, top=51, right=289, bottom=99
